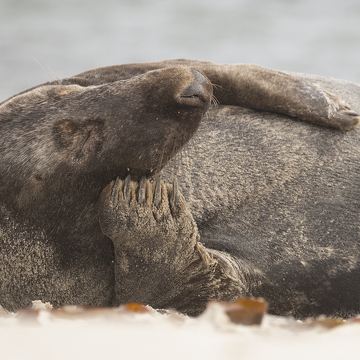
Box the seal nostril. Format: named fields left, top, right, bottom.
left=179, top=69, right=211, bottom=103
left=181, top=84, right=206, bottom=100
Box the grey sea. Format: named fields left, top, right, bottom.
left=1, top=0, right=360, bottom=101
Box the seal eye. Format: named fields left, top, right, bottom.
left=53, top=120, right=79, bottom=148
left=53, top=119, right=104, bottom=161
left=56, top=120, right=78, bottom=134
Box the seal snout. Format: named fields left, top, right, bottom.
left=179, top=69, right=212, bottom=105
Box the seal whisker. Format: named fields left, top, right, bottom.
left=46, top=64, right=61, bottom=85
left=204, top=110, right=210, bottom=122
left=211, top=83, right=223, bottom=90
left=180, top=143, right=190, bottom=191
left=188, top=130, right=199, bottom=163
left=211, top=94, right=220, bottom=107
left=32, top=57, right=55, bottom=82
left=183, top=143, right=189, bottom=173
left=203, top=77, right=222, bottom=90
left=155, top=139, right=167, bottom=175
left=165, top=136, right=178, bottom=187
left=185, top=142, right=194, bottom=202
left=181, top=139, right=190, bottom=184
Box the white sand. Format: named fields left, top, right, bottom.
left=0, top=302, right=359, bottom=360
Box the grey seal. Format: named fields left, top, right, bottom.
left=0, top=60, right=359, bottom=318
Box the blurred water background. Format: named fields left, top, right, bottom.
left=1, top=0, right=360, bottom=101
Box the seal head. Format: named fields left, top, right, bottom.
left=0, top=67, right=212, bottom=218
left=0, top=67, right=212, bottom=312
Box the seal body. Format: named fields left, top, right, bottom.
left=181, top=74, right=360, bottom=318
left=1, top=61, right=360, bottom=318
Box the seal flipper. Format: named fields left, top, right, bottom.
left=190, top=63, right=360, bottom=130
left=329, top=110, right=359, bottom=130
left=98, top=178, right=249, bottom=316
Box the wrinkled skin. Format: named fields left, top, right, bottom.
left=0, top=60, right=359, bottom=317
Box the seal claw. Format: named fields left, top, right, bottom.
left=123, top=175, right=131, bottom=205
left=138, top=176, right=146, bottom=205
left=341, top=110, right=359, bottom=117
left=154, top=174, right=161, bottom=207
left=110, top=177, right=120, bottom=208
left=172, top=178, right=179, bottom=207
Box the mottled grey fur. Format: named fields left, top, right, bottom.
left=0, top=61, right=359, bottom=318
left=177, top=72, right=360, bottom=318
